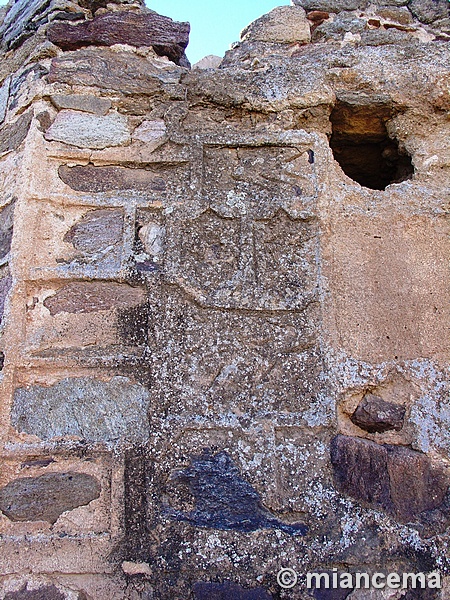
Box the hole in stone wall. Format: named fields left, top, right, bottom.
left=329, top=101, right=414, bottom=190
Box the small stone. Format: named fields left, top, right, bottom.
left=241, top=6, right=311, bottom=44
left=63, top=208, right=123, bottom=255
left=121, top=561, right=152, bottom=576
left=45, top=110, right=130, bottom=149
left=0, top=111, right=32, bottom=154
left=58, top=164, right=167, bottom=193
left=43, top=281, right=145, bottom=315
left=0, top=271, right=12, bottom=325
left=138, top=222, right=165, bottom=258
left=47, top=10, right=190, bottom=65
left=0, top=472, right=101, bottom=524
left=350, top=393, right=406, bottom=433
left=50, top=93, right=112, bottom=116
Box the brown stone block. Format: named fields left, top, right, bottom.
left=350, top=393, right=406, bottom=433
left=331, top=435, right=450, bottom=527
left=47, top=11, right=190, bottom=65
left=58, top=164, right=168, bottom=193
left=0, top=112, right=32, bottom=155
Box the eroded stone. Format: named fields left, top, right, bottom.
left=0, top=472, right=101, bottom=524
left=0, top=76, right=10, bottom=123
left=63, top=208, right=123, bottom=254
left=409, top=0, right=449, bottom=24
left=43, top=281, right=145, bottom=315
left=45, top=110, right=130, bottom=149
left=47, top=47, right=183, bottom=96
left=4, top=585, right=65, bottom=600
left=350, top=393, right=406, bottom=433
left=12, top=376, right=151, bottom=443
left=47, top=10, right=190, bottom=65
left=50, top=93, right=112, bottom=115
left=58, top=164, right=168, bottom=193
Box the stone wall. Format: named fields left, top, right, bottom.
left=0, top=0, right=449, bottom=598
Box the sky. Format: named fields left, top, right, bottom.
left=0, top=0, right=291, bottom=64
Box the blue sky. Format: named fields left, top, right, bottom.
left=0, top=0, right=290, bottom=64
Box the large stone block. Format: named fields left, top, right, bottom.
left=11, top=377, right=151, bottom=444
left=331, top=435, right=450, bottom=527
left=47, top=48, right=183, bottom=96
left=47, top=10, right=190, bottom=65
left=241, top=6, right=311, bottom=44
left=45, top=110, right=130, bottom=149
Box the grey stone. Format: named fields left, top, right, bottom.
left=193, top=55, right=223, bottom=70
left=0, top=270, right=12, bottom=325
left=351, top=393, right=406, bottom=433
left=12, top=377, right=151, bottom=444
left=0, top=111, right=32, bottom=154
left=408, top=0, right=449, bottom=24
left=241, top=6, right=311, bottom=44
left=58, top=164, right=168, bottom=193
left=0, top=472, right=101, bottom=524
left=50, top=93, right=112, bottom=115
left=0, top=0, right=49, bottom=51
left=0, top=76, right=10, bottom=124
left=63, top=208, right=123, bottom=255
left=45, top=110, right=130, bottom=149
left=48, top=47, right=183, bottom=96
left=0, top=200, right=15, bottom=261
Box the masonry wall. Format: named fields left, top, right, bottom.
left=0, top=0, right=449, bottom=598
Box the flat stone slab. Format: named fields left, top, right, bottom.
left=0, top=472, right=100, bottom=524
left=45, top=110, right=130, bottom=149
left=47, top=10, right=190, bottom=65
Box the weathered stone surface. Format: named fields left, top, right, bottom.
left=409, top=0, right=449, bottom=24
left=50, top=93, right=112, bottom=115
left=11, top=377, right=151, bottom=443
left=166, top=449, right=307, bottom=535
left=0, top=200, right=15, bottom=260
left=193, top=581, right=272, bottom=600
left=350, top=393, right=406, bottom=433
left=0, top=472, right=101, bottom=523
left=58, top=164, right=168, bottom=193
left=4, top=585, right=65, bottom=600
left=63, top=208, right=123, bottom=254
left=43, top=281, right=145, bottom=315
left=47, top=48, right=183, bottom=96
left=241, top=6, right=311, bottom=44
left=0, top=0, right=51, bottom=51
left=45, top=110, right=130, bottom=149
left=47, top=10, right=190, bottom=65
left=0, top=112, right=32, bottom=154
left=331, top=436, right=450, bottom=524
